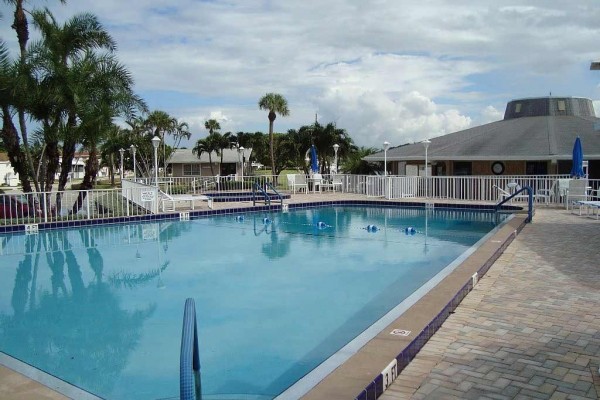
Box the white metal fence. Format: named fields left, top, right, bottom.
left=2, top=174, right=599, bottom=227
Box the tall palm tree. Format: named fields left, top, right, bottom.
left=258, top=93, right=289, bottom=175
left=3, top=0, right=67, bottom=192
left=0, top=37, right=34, bottom=192
left=28, top=9, right=117, bottom=193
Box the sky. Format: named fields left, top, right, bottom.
left=1, top=0, right=600, bottom=149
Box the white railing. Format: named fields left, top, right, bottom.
left=2, top=174, right=599, bottom=227
left=0, top=187, right=154, bottom=227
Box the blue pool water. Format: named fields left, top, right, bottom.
left=0, top=206, right=506, bottom=399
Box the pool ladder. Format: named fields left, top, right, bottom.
left=252, top=181, right=283, bottom=207
left=180, top=298, right=201, bottom=400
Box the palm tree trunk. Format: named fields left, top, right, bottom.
left=1, top=106, right=32, bottom=192
left=269, top=119, right=275, bottom=175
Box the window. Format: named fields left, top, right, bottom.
left=453, top=161, right=472, bottom=176
left=515, top=103, right=522, bottom=113
left=525, top=161, right=547, bottom=175
left=183, top=164, right=201, bottom=176
left=557, top=100, right=566, bottom=111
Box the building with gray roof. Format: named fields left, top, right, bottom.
left=364, top=97, right=600, bottom=179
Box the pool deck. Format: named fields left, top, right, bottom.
left=1, top=193, right=599, bottom=399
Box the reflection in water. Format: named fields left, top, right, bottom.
left=0, top=223, right=186, bottom=397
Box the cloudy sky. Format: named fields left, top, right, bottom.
left=2, top=0, right=600, bottom=148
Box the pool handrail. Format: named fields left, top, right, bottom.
left=252, top=181, right=270, bottom=206
left=180, top=298, right=202, bottom=400
left=495, top=185, right=533, bottom=222
left=265, top=181, right=284, bottom=206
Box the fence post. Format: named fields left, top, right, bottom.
left=86, top=191, right=91, bottom=220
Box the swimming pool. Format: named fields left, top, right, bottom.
left=0, top=205, right=507, bottom=399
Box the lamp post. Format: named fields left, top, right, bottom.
left=119, top=148, right=125, bottom=180
left=383, top=141, right=390, bottom=176
left=423, top=139, right=431, bottom=198
left=130, top=144, right=137, bottom=181
left=152, top=136, right=160, bottom=187
left=333, top=143, right=339, bottom=174
left=239, top=146, right=245, bottom=183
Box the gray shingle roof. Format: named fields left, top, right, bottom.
left=364, top=115, right=600, bottom=161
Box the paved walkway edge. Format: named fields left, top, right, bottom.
left=302, top=214, right=528, bottom=400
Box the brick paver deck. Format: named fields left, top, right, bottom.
left=381, top=208, right=600, bottom=399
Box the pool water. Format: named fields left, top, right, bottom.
left=0, top=206, right=505, bottom=399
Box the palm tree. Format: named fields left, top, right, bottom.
left=27, top=9, right=117, bottom=193
left=204, top=119, right=220, bottom=135
left=192, top=134, right=221, bottom=177
left=0, top=37, right=34, bottom=192
left=3, top=0, right=67, bottom=192
left=258, top=93, right=289, bottom=175
left=218, top=131, right=234, bottom=172
left=342, top=146, right=378, bottom=175
left=145, top=110, right=176, bottom=176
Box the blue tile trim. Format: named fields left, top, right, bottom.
left=353, top=216, right=528, bottom=400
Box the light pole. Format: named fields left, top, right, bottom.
left=152, top=136, right=161, bottom=187
left=119, top=148, right=125, bottom=180
left=239, top=146, right=245, bottom=183
left=130, top=144, right=137, bottom=181
left=423, top=138, right=431, bottom=198
left=383, top=141, right=390, bottom=176
left=333, top=143, right=339, bottom=174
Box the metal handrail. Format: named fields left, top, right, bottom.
left=252, top=181, right=270, bottom=206
left=265, top=181, right=284, bottom=206
left=495, top=185, right=533, bottom=222
left=180, top=298, right=201, bottom=400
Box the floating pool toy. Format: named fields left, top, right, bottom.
left=235, top=215, right=245, bottom=222
left=366, top=224, right=378, bottom=232
left=404, top=226, right=416, bottom=235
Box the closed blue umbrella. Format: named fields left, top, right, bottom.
left=570, top=137, right=584, bottom=178
left=310, top=145, right=319, bottom=173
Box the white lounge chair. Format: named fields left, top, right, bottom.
left=161, top=192, right=213, bottom=211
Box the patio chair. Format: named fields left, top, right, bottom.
left=565, top=179, right=589, bottom=210
left=331, top=175, right=343, bottom=192
left=288, top=174, right=308, bottom=194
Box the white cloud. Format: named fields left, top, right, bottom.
left=479, top=105, right=504, bottom=124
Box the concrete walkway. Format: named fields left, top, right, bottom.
left=381, top=208, right=600, bottom=399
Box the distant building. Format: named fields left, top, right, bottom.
left=168, top=147, right=253, bottom=177
left=364, top=97, right=600, bottom=179
left=0, top=153, right=19, bottom=187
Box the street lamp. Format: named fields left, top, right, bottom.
left=383, top=141, right=390, bottom=176
left=119, top=148, right=125, bottom=180
left=239, top=146, right=245, bottom=183
left=333, top=143, right=340, bottom=174
left=152, top=136, right=161, bottom=187
left=422, top=138, right=431, bottom=198
left=130, top=144, right=137, bottom=181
